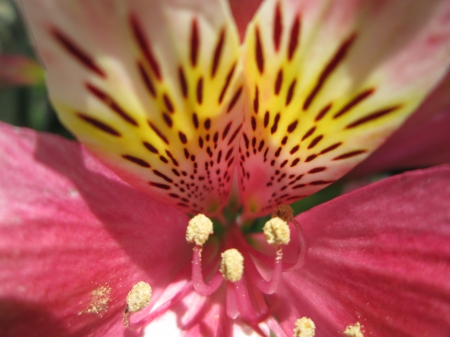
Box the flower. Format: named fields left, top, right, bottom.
left=2, top=0, right=450, bottom=336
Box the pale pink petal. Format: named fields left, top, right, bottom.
left=0, top=122, right=191, bottom=336
left=353, top=70, right=450, bottom=175
left=238, top=0, right=450, bottom=217
left=20, top=0, right=244, bottom=216
left=0, top=55, right=44, bottom=86
left=270, top=165, right=450, bottom=336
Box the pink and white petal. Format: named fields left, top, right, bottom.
left=239, top=0, right=450, bottom=217
left=0, top=122, right=191, bottom=337
left=353, top=70, right=450, bottom=175
left=0, top=55, right=44, bottom=86
left=20, top=0, right=244, bottom=216
left=270, top=165, right=450, bottom=336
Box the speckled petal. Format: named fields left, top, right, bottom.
left=239, top=0, right=450, bottom=216
left=20, top=0, right=244, bottom=216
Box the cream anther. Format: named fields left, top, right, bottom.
left=263, top=217, right=290, bottom=246
left=344, top=322, right=364, bottom=337
left=186, top=214, right=213, bottom=246
left=293, top=317, right=316, bottom=337
left=126, top=281, right=152, bottom=313
left=220, top=248, right=244, bottom=282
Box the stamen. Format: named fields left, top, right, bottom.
left=220, top=248, right=244, bottom=282
left=186, top=213, right=213, bottom=246
left=263, top=217, right=290, bottom=247
left=126, top=281, right=152, bottom=313
left=293, top=317, right=316, bottom=337
left=344, top=322, right=364, bottom=337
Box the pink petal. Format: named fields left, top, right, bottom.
left=228, top=0, right=262, bottom=41
left=19, top=0, right=244, bottom=216
left=271, top=165, right=450, bottom=336
left=0, top=122, right=191, bottom=336
left=353, top=70, right=450, bottom=176
left=0, top=55, right=44, bottom=86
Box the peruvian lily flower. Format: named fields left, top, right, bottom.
left=2, top=0, right=450, bottom=336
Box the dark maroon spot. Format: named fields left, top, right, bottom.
left=86, top=83, right=138, bottom=126
left=169, top=193, right=180, bottom=198
left=227, top=87, right=243, bottom=113
left=217, top=150, right=222, bottom=163
left=166, top=150, right=179, bottom=166
left=286, top=79, right=296, bottom=106
left=243, top=133, right=249, bottom=149
left=308, top=167, right=326, bottom=174
left=305, top=154, right=317, bottom=162
left=76, top=113, right=120, bottom=136
left=143, top=141, right=158, bottom=154
left=211, top=28, right=225, bottom=78
left=302, top=126, right=316, bottom=141
left=163, top=94, right=175, bottom=114
left=275, top=69, right=283, bottom=95
left=196, top=77, right=203, bottom=104
left=309, top=180, right=334, bottom=186
left=320, top=142, right=342, bottom=154
left=292, top=184, right=306, bottom=189
left=308, top=135, right=323, bottom=149
left=222, top=121, right=232, bottom=139
left=51, top=28, right=106, bottom=78
left=172, top=169, right=180, bottom=177
left=225, top=148, right=234, bottom=161
left=199, top=137, right=204, bottom=148
left=204, top=118, right=211, bottom=130
left=333, top=89, right=375, bottom=119
left=258, top=140, right=265, bottom=152
left=228, top=125, right=242, bottom=145
left=287, top=120, right=298, bottom=133
left=346, top=106, right=401, bottom=129
left=333, top=150, right=367, bottom=160
left=190, top=19, right=200, bottom=67
left=264, top=111, right=270, bottom=128
left=288, top=15, right=300, bottom=61
left=253, top=86, right=259, bottom=114
left=280, top=160, right=288, bottom=168
left=178, top=132, right=187, bottom=144
left=192, top=113, right=199, bottom=129
left=290, top=145, right=299, bottom=154
left=178, top=67, right=188, bottom=98
left=153, top=170, right=173, bottom=183
left=148, top=121, right=169, bottom=144
left=163, top=113, right=173, bottom=127
left=213, top=132, right=218, bottom=143
left=281, top=136, right=288, bottom=145
left=159, top=156, right=169, bottom=164
left=122, top=155, right=150, bottom=168
left=251, top=137, right=256, bottom=148
left=149, top=182, right=171, bottom=190
left=315, top=103, right=332, bottom=122
left=303, top=33, right=357, bottom=110
left=251, top=117, right=257, bottom=131
left=130, top=15, right=162, bottom=80
left=184, top=148, right=190, bottom=159
left=271, top=113, right=281, bottom=134
left=138, top=62, right=156, bottom=98
left=219, top=63, right=236, bottom=103
left=273, top=2, right=282, bottom=51
left=290, top=158, right=300, bottom=167
left=255, top=26, right=264, bottom=74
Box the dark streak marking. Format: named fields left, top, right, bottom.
left=264, top=111, right=270, bottom=128
left=302, top=126, right=316, bottom=141
left=292, top=184, right=306, bottom=189
left=303, top=33, right=357, bottom=110
left=190, top=19, right=199, bottom=67
left=228, top=125, right=242, bottom=145
left=309, top=180, right=334, bottom=185
left=184, top=148, right=190, bottom=159
left=154, top=170, right=173, bottom=183
left=308, top=167, right=326, bottom=174
left=287, top=120, right=298, bottom=133
left=315, top=103, right=332, bottom=121
left=86, top=83, right=138, bottom=126
left=211, top=28, right=225, bottom=78
left=333, top=89, right=375, bottom=119
left=178, top=67, right=188, bottom=98
left=286, top=79, right=296, bottom=106
left=204, top=118, right=211, bottom=130
left=227, top=87, right=243, bottom=113
left=51, top=28, right=106, bottom=78
left=197, top=77, right=203, bottom=104
left=275, top=69, right=283, bottom=95
left=163, top=113, right=173, bottom=127
left=149, top=182, right=171, bottom=190
left=255, top=26, right=264, bottom=74
left=333, top=150, right=367, bottom=160
left=222, top=121, right=232, bottom=139
left=148, top=121, right=169, bottom=144
left=163, top=94, right=175, bottom=114
left=143, top=141, right=158, bottom=154
left=271, top=113, right=281, bottom=134
left=346, top=106, right=401, bottom=128
left=122, top=155, right=150, bottom=167
left=290, top=145, right=299, bottom=154
left=219, top=63, right=236, bottom=103
left=179, top=132, right=187, bottom=144
left=275, top=147, right=282, bottom=157
left=320, top=142, right=342, bottom=155
left=273, top=2, right=282, bottom=51
left=225, top=148, right=234, bottom=161
left=253, top=86, right=259, bottom=114
left=192, top=113, right=199, bottom=129
left=251, top=117, right=257, bottom=131
left=166, top=150, right=179, bottom=166
left=199, top=137, right=204, bottom=148
left=258, top=140, right=265, bottom=152
left=138, top=62, right=156, bottom=98
left=305, top=154, right=317, bottom=162
left=159, top=156, right=169, bottom=164
left=77, top=113, right=120, bottom=136
left=288, top=15, right=300, bottom=60
left=130, top=15, right=162, bottom=80
left=308, top=135, right=323, bottom=149
left=290, top=158, right=300, bottom=167
left=281, top=136, right=288, bottom=145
